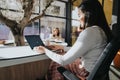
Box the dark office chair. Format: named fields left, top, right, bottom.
left=57, top=37, right=120, bottom=80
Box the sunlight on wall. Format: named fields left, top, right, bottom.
left=99, top=0, right=113, bottom=25
left=72, top=7, right=80, bottom=27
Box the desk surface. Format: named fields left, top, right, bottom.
left=49, top=41, right=68, bottom=46
left=3, top=39, right=68, bottom=47
left=0, top=46, right=49, bottom=67
left=0, top=45, right=70, bottom=67
left=0, top=46, right=40, bottom=59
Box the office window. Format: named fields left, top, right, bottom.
left=39, top=0, right=66, bottom=40
left=0, top=0, right=67, bottom=47
left=40, top=17, right=66, bottom=40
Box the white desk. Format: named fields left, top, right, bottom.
left=0, top=45, right=70, bottom=68
left=4, top=40, right=14, bottom=44
left=49, top=41, right=68, bottom=46
left=44, top=39, right=68, bottom=46
left=0, top=44, right=4, bottom=47
left=4, top=39, right=27, bottom=45
left=0, top=46, right=48, bottom=67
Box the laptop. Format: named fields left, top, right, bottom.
left=25, top=35, right=46, bottom=49
left=25, top=35, right=58, bottom=52
left=25, top=35, right=59, bottom=52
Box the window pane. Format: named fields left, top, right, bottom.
left=40, top=17, right=66, bottom=40
left=40, top=0, right=66, bottom=17
left=24, top=21, right=40, bottom=36
left=0, top=24, right=10, bottom=40
left=71, top=7, right=81, bottom=45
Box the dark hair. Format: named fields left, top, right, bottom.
left=56, top=28, right=60, bottom=36
left=78, top=0, right=112, bottom=42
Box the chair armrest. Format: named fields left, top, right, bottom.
left=57, top=66, right=80, bottom=80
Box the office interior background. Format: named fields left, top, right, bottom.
left=0, top=0, right=113, bottom=46
left=0, top=0, right=120, bottom=80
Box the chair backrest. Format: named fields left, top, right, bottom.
left=57, top=37, right=120, bottom=80
left=87, top=37, right=120, bottom=80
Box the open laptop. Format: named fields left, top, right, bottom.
left=25, top=35, right=45, bottom=49
left=25, top=35, right=59, bottom=52
left=25, top=35, right=60, bottom=52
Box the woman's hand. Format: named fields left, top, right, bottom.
left=47, top=45, right=64, bottom=51
left=33, top=46, right=45, bottom=54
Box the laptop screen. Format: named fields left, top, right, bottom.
left=25, top=35, right=45, bottom=49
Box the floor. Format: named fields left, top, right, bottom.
left=109, top=65, right=120, bottom=80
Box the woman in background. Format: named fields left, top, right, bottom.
left=49, top=27, right=63, bottom=42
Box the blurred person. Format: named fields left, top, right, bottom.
left=49, top=27, right=63, bottom=41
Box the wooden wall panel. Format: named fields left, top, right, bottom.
left=0, top=59, right=51, bottom=80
